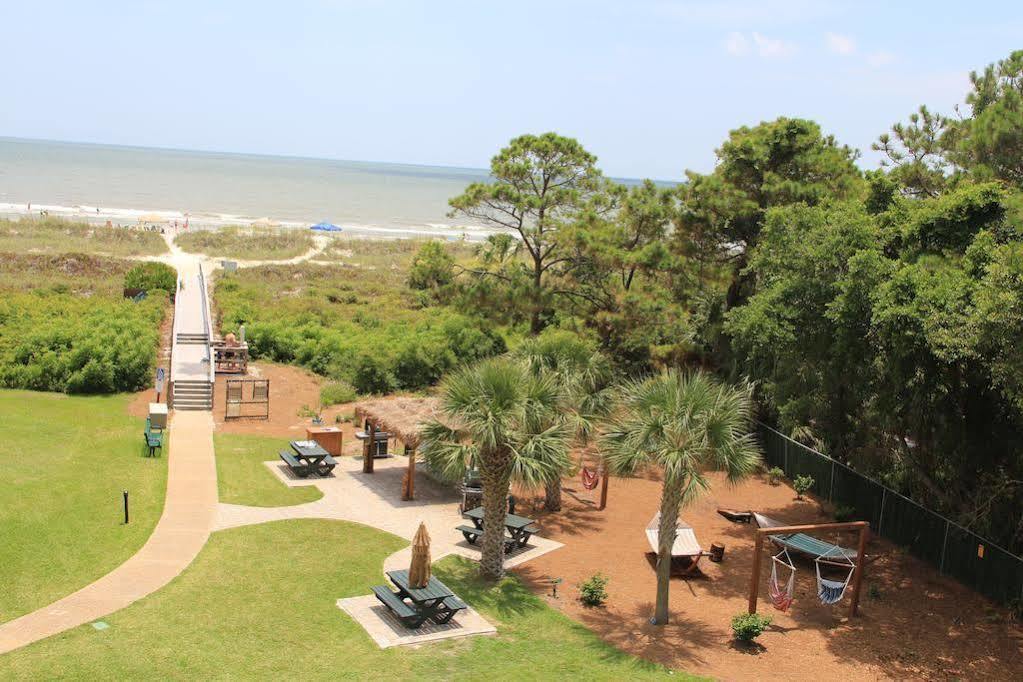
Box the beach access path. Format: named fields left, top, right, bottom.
left=0, top=245, right=219, bottom=655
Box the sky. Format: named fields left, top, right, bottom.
left=1, top=1, right=1020, bottom=179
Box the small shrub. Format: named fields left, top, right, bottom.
left=124, top=261, right=176, bottom=293
left=793, top=474, right=815, bottom=499
left=351, top=354, right=396, bottom=394
left=407, top=241, right=455, bottom=293
left=578, top=573, right=609, bottom=607
left=731, top=612, right=772, bottom=642
left=833, top=504, right=856, bottom=522
left=767, top=467, right=784, bottom=485
left=320, top=380, right=357, bottom=407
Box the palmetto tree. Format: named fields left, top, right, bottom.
left=516, top=333, right=617, bottom=511
left=421, top=357, right=572, bottom=579
left=601, top=370, right=760, bottom=625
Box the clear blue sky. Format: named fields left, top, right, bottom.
left=1, top=1, right=1020, bottom=179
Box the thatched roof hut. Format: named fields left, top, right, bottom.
left=353, top=396, right=454, bottom=448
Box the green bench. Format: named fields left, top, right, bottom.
left=279, top=451, right=337, bottom=478
left=144, top=418, right=164, bottom=457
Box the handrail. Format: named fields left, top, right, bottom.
left=196, top=264, right=215, bottom=384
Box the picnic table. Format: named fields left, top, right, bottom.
left=371, top=570, right=466, bottom=629
left=458, top=506, right=539, bottom=551
left=279, top=440, right=337, bottom=478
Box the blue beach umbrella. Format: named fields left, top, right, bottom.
left=310, top=222, right=343, bottom=232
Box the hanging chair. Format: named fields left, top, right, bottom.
left=581, top=466, right=600, bottom=490
left=769, top=548, right=796, bottom=611
left=815, top=545, right=856, bottom=606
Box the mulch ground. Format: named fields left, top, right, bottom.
left=130, top=363, right=1023, bottom=679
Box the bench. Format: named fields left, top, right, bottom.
left=372, top=585, right=426, bottom=628
left=144, top=418, right=164, bottom=456
left=279, top=450, right=311, bottom=478
left=456, top=525, right=519, bottom=553
left=317, top=454, right=337, bottom=477
left=431, top=594, right=467, bottom=624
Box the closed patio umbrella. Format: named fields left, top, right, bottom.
left=408, top=522, right=432, bottom=588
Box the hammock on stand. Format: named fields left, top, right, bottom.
left=580, top=467, right=601, bottom=490
left=815, top=545, right=856, bottom=605
left=769, top=548, right=796, bottom=611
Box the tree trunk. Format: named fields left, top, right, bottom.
left=530, top=252, right=544, bottom=335
left=479, top=459, right=512, bottom=580
left=544, top=479, right=562, bottom=512
left=653, top=479, right=684, bottom=625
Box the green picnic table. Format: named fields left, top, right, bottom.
left=459, top=506, right=539, bottom=550
left=279, top=440, right=336, bottom=478
left=371, top=570, right=466, bottom=628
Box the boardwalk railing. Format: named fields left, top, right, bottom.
left=757, top=421, right=1023, bottom=607
left=196, top=264, right=215, bottom=384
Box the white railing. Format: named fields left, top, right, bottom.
left=197, top=264, right=216, bottom=384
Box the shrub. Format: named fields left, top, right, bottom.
left=408, top=241, right=455, bottom=293
left=124, top=262, right=176, bottom=294
left=767, top=466, right=784, bottom=485
left=833, top=504, right=856, bottom=522
left=578, top=573, right=609, bottom=607
left=793, top=474, right=815, bottom=499
left=731, top=612, right=772, bottom=642
left=351, top=354, right=396, bottom=394
left=320, top=380, right=357, bottom=407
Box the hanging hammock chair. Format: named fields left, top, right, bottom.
left=815, top=545, right=856, bottom=606
left=769, top=548, right=796, bottom=611
left=580, top=466, right=601, bottom=490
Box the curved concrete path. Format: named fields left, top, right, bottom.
left=0, top=387, right=218, bottom=655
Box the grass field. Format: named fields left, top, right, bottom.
left=175, top=226, right=315, bottom=260
left=214, top=433, right=322, bottom=506
left=0, top=520, right=678, bottom=680
left=0, top=390, right=167, bottom=622
left=0, top=218, right=167, bottom=257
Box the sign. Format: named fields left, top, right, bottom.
left=155, top=367, right=166, bottom=397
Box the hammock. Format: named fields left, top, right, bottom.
left=769, top=548, right=796, bottom=611
left=580, top=467, right=600, bottom=490
left=815, top=545, right=856, bottom=605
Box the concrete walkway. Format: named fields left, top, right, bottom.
left=215, top=454, right=562, bottom=576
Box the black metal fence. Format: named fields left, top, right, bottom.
left=757, top=422, right=1023, bottom=607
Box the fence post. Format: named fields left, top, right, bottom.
left=783, top=436, right=788, bottom=474
left=878, top=489, right=887, bottom=536
left=939, top=522, right=950, bottom=574
left=829, top=461, right=836, bottom=502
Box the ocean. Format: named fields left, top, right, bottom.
left=0, top=137, right=499, bottom=240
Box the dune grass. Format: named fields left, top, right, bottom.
left=0, top=218, right=167, bottom=256
left=214, top=432, right=322, bottom=506
left=0, top=520, right=680, bottom=680
left=0, top=390, right=167, bottom=623
left=175, top=226, right=314, bottom=260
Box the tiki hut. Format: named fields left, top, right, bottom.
left=353, top=397, right=456, bottom=500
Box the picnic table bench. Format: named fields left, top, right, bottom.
left=460, top=507, right=539, bottom=549
left=143, top=417, right=164, bottom=457
left=279, top=440, right=337, bottom=478
left=371, top=570, right=466, bottom=628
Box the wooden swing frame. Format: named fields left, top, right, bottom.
left=748, top=520, right=869, bottom=619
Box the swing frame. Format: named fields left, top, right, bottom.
left=748, top=520, right=869, bottom=619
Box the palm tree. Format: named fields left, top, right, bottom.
left=601, top=370, right=760, bottom=625
left=516, top=333, right=617, bottom=511
left=421, top=357, right=572, bottom=579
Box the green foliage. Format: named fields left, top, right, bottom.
left=124, top=261, right=176, bottom=293
left=578, top=573, right=609, bottom=607
left=319, top=380, right=357, bottom=406
left=407, top=241, right=455, bottom=296
left=175, top=226, right=314, bottom=260
left=731, top=612, right=772, bottom=642
left=767, top=467, right=784, bottom=485
left=351, top=354, right=396, bottom=395
left=0, top=217, right=168, bottom=256
left=833, top=504, right=857, bottom=522
left=792, top=475, right=814, bottom=499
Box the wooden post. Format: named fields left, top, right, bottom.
left=848, top=523, right=869, bottom=618
left=748, top=531, right=764, bottom=614
left=363, top=421, right=375, bottom=474
left=598, top=469, right=609, bottom=511
left=403, top=446, right=417, bottom=501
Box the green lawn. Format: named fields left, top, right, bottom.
left=214, top=433, right=322, bottom=506
left=0, top=390, right=167, bottom=622
left=0, top=520, right=679, bottom=680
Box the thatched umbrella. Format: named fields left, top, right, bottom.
left=408, top=522, right=432, bottom=588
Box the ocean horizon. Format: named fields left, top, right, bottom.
left=0, top=137, right=658, bottom=241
